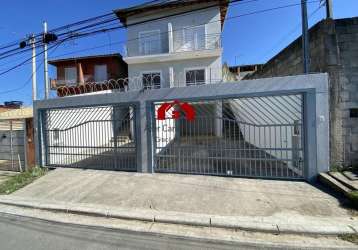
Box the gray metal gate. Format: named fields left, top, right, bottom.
left=43, top=104, right=137, bottom=171
left=152, top=94, right=305, bottom=179
left=0, top=120, right=25, bottom=172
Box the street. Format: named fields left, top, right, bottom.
left=0, top=212, right=264, bottom=250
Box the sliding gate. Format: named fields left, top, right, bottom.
left=153, top=94, right=305, bottom=179
left=42, top=104, right=137, bottom=171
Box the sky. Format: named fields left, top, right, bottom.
left=0, top=0, right=357, bottom=105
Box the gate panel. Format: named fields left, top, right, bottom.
left=44, top=104, right=137, bottom=171
left=153, top=94, right=305, bottom=179
left=0, top=120, right=25, bottom=172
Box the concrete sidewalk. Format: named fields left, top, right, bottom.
left=0, top=168, right=357, bottom=235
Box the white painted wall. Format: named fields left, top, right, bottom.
left=128, top=57, right=222, bottom=89
left=229, top=95, right=303, bottom=168
left=124, top=3, right=223, bottom=90
left=47, top=108, right=113, bottom=165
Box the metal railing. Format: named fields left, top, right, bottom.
left=124, top=32, right=221, bottom=57
left=173, top=33, right=221, bottom=53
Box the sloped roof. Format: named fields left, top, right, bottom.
left=114, top=0, right=230, bottom=27
left=48, top=53, right=123, bottom=66
left=0, top=107, right=33, bottom=121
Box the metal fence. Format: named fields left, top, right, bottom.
left=43, top=104, right=137, bottom=171
left=35, top=74, right=330, bottom=181
left=152, top=94, right=305, bottom=179
left=0, top=120, right=25, bottom=172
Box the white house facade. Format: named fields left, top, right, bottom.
left=114, top=0, right=228, bottom=90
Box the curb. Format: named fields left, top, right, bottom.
left=0, top=197, right=356, bottom=236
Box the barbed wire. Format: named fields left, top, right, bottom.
left=55, top=69, right=232, bottom=97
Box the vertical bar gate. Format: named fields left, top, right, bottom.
left=152, top=94, right=305, bottom=179
left=42, top=104, right=137, bottom=171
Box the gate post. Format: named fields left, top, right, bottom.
left=137, top=100, right=151, bottom=173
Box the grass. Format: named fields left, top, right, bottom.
left=0, top=167, right=48, bottom=195
left=340, top=234, right=358, bottom=245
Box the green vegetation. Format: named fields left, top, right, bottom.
left=0, top=167, right=48, bottom=195
left=347, top=191, right=358, bottom=209
left=340, top=234, right=358, bottom=245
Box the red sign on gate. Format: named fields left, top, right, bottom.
left=157, top=100, right=196, bottom=121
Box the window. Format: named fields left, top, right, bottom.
left=139, top=30, right=161, bottom=55
left=186, top=69, right=205, bottom=86
left=182, top=25, right=205, bottom=51
left=94, top=65, right=107, bottom=82
left=64, top=67, right=77, bottom=85
left=142, top=72, right=161, bottom=89
left=350, top=108, right=358, bottom=118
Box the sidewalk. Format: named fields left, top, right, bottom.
left=0, top=168, right=357, bottom=235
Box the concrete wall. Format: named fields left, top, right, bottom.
left=245, top=18, right=358, bottom=167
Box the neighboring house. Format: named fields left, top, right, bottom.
left=49, top=54, right=128, bottom=91
left=114, top=0, right=228, bottom=90
left=245, top=17, right=358, bottom=167
left=228, top=64, right=263, bottom=81
left=0, top=101, right=23, bottom=113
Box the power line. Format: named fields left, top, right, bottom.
left=0, top=40, right=66, bottom=95
left=51, top=0, right=321, bottom=55
left=0, top=39, right=67, bottom=77
left=0, top=0, right=321, bottom=79
left=255, top=2, right=324, bottom=63
left=0, top=0, right=250, bottom=58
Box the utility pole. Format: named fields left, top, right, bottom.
left=326, top=0, right=333, bottom=19
left=31, top=34, right=37, bottom=101
left=43, top=21, right=49, bottom=99
left=301, top=0, right=310, bottom=74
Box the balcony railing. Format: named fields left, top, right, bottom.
left=124, top=32, right=221, bottom=57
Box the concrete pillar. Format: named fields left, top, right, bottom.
left=169, top=67, right=174, bottom=87
left=137, top=101, right=151, bottom=173
left=78, top=63, right=85, bottom=85
left=168, top=23, right=173, bottom=53
left=215, top=101, right=223, bottom=137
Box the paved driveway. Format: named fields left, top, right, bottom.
left=12, top=168, right=352, bottom=218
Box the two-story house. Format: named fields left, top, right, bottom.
left=114, top=0, right=228, bottom=90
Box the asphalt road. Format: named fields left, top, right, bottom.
left=0, top=212, right=272, bottom=250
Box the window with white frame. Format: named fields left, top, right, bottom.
left=64, top=67, right=77, bottom=85
left=94, top=65, right=107, bottom=82
left=181, top=25, right=205, bottom=51
left=142, top=72, right=161, bottom=89
left=139, top=30, right=161, bottom=55
left=185, top=69, right=205, bottom=86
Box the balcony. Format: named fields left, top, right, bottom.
left=123, top=30, right=222, bottom=64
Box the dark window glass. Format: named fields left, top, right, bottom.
left=186, top=69, right=205, bottom=86
left=142, top=72, right=161, bottom=89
